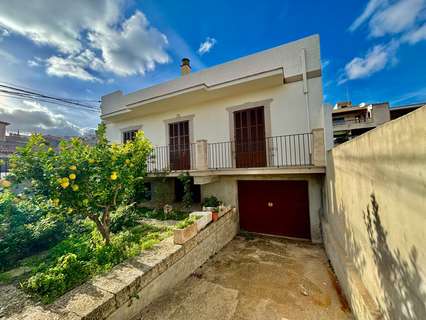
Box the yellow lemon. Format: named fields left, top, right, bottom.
left=110, top=172, right=118, bottom=180
left=69, top=173, right=76, bottom=180
left=61, top=181, right=69, bottom=189
left=69, top=165, right=77, bottom=170
left=72, top=185, right=79, bottom=191
left=1, top=180, right=11, bottom=188
left=48, top=147, right=53, bottom=152
left=67, top=208, right=73, bottom=214
left=61, top=177, right=69, bottom=183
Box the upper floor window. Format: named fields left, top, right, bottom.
left=122, top=129, right=138, bottom=143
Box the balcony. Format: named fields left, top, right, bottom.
left=333, top=117, right=376, bottom=132
left=147, top=129, right=325, bottom=176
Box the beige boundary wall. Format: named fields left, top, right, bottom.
left=323, top=106, right=426, bottom=319
left=10, top=209, right=239, bottom=320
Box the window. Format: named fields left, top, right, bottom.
left=122, top=129, right=138, bottom=143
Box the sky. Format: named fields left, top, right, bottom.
left=0, top=0, right=425, bottom=136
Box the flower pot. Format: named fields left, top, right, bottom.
left=212, top=211, right=219, bottom=222
left=189, top=211, right=212, bottom=231
left=173, top=223, right=198, bottom=245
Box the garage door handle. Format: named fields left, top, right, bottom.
left=268, top=202, right=274, bottom=207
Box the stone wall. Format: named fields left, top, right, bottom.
left=10, top=208, right=239, bottom=320
left=323, top=106, right=426, bottom=320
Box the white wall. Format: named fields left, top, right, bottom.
left=105, top=77, right=323, bottom=145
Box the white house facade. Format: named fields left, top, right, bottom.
left=101, top=34, right=331, bottom=243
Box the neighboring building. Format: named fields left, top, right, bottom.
left=101, top=35, right=330, bottom=243
left=0, top=121, right=27, bottom=159
left=0, top=121, right=82, bottom=174
left=332, top=101, right=390, bottom=144
left=332, top=101, right=424, bottom=144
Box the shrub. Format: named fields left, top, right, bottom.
left=0, top=191, right=69, bottom=271
left=178, top=172, right=193, bottom=210
left=9, top=124, right=153, bottom=245
left=202, top=196, right=221, bottom=208
left=22, top=223, right=171, bottom=303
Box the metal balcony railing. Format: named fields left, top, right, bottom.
left=208, top=133, right=313, bottom=169
left=146, top=133, right=314, bottom=173
left=147, top=143, right=196, bottom=173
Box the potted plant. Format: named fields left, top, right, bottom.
left=202, top=196, right=221, bottom=222
left=202, top=196, right=221, bottom=211
left=189, top=211, right=212, bottom=231
left=173, top=216, right=198, bottom=245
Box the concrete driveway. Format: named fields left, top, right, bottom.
left=136, top=235, right=352, bottom=320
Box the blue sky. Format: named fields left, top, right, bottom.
left=0, top=0, right=425, bottom=135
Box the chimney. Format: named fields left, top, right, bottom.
left=180, top=58, right=191, bottom=75
left=0, top=121, right=9, bottom=142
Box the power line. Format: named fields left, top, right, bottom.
left=0, top=80, right=101, bottom=103
left=0, top=81, right=101, bottom=112
left=0, top=93, right=100, bottom=113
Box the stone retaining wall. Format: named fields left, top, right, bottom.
left=10, top=208, right=239, bottom=320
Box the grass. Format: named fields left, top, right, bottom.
left=0, top=205, right=187, bottom=304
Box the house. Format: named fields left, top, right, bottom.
left=0, top=120, right=73, bottom=174
left=101, top=35, right=331, bottom=243
left=332, top=101, right=424, bottom=144
left=332, top=101, right=390, bottom=144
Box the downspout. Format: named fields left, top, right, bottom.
left=300, top=49, right=311, bottom=131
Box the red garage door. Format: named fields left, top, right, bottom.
left=238, top=180, right=311, bottom=239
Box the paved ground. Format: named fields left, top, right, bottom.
left=137, top=235, right=352, bottom=320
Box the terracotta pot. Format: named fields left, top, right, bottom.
left=212, top=211, right=219, bottom=222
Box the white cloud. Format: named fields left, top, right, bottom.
left=0, top=1, right=170, bottom=80
left=0, top=1, right=119, bottom=54
left=198, top=37, right=217, bottom=55
left=0, top=99, right=92, bottom=136
left=402, top=23, right=426, bottom=43
left=349, top=0, right=426, bottom=38
left=0, top=27, right=9, bottom=39
left=349, top=0, right=387, bottom=32
left=369, top=0, right=425, bottom=37
left=88, top=11, right=169, bottom=76
left=46, top=50, right=104, bottom=82
left=339, top=41, right=399, bottom=83
left=27, top=57, right=43, bottom=68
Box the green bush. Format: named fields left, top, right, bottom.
left=202, top=196, right=221, bottom=208
left=22, top=223, right=171, bottom=303
left=0, top=191, right=69, bottom=271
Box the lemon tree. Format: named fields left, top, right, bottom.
left=9, top=124, right=152, bottom=245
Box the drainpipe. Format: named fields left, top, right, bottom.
left=300, top=49, right=311, bottom=131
